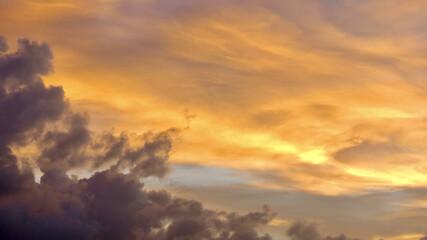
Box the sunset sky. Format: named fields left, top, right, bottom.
left=1, top=0, right=427, bottom=239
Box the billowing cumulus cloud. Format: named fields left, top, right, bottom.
left=0, top=36, right=276, bottom=240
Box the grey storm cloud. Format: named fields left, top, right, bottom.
left=0, top=35, right=277, bottom=240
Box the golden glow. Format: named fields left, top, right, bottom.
left=268, top=218, right=288, bottom=227
left=300, top=149, right=328, bottom=164
left=374, top=234, right=425, bottom=240
left=2, top=0, right=427, bottom=197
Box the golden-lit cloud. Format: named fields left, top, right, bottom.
left=2, top=0, right=427, bottom=195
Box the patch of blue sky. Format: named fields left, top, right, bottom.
left=144, top=163, right=254, bottom=189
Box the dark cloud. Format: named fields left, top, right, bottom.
left=0, top=38, right=53, bottom=88
left=0, top=147, right=36, bottom=196
left=38, top=113, right=91, bottom=174
left=0, top=36, right=275, bottom=240
left=0, top=36, right=67, bottom=197
left=287, top=220, right=357, bottom=240
left=287, top=220, right=359, bottom=240
left=333, top=140, right=403, bottom=165
left=0, top=36, right=7, bottom=53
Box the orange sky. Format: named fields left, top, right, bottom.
left=2, top=0, right=427, bottom=239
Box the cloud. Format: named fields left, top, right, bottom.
left=287, top=220, right=359, bottom=240
left=0, top=36, right=275, bottom=240
left=333, top=140, right=403, bottom=165
left=0, top=36, right=7, bottom=53
left=3, top=0, right=427, bottom=197
left=0, top=36, right=67, bottom=197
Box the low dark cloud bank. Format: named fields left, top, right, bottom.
left=286, top=220, right=359, bottom=240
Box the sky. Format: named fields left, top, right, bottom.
left=1, top=0, right=427, bottom=239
